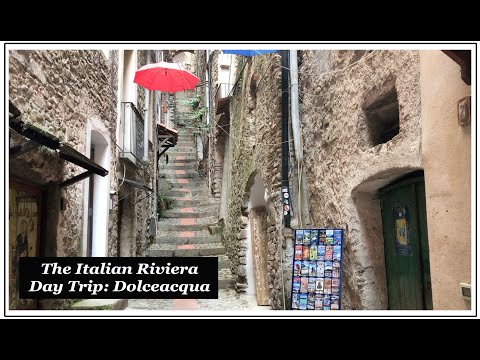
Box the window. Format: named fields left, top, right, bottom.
left=364, top=86, right=400, bottom=146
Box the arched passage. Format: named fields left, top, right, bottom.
left=350, top=167, right=430, bottom=309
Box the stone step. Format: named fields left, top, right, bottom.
left=167, top=188, right=205, bottom=197
left=166, top=157, right=197, bottom=163
left=70, top=299, right=128, bottom=310
left=172, top=198, right=215, bottom=207
left=219, top=268, right=235, bottom=289
left=165, top=166, right=198, bottom=172
left=157, top=229, right=215, bottom=237
left=156, top=233, right=221, bottom=244
left=170, top=149, right=196, bottom=154
left=157, top=217, right=217, bottom=231
left=147, top=243, right=226, bottom=257
left=176, top=142, right=196, bottom=147
left=163, top=172, right=199, bottom=179
left=163, top=169, right=199, bottom=175
left=168, top=163, right=197, bottom=169
left=162, top=207, right=216, bottom=218
left=168, top=178, right=207, bottom=187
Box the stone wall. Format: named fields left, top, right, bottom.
left=299, top=50, right=422, bottom=309
left=215, top=50, right=423, bottom=310
left=9, top=50, right=120, bottom=259
left=219, top=54, right=293, bottom=309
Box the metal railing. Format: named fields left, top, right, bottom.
left=214, top=82, right=234, bottom=101
left=120, top=102, right=145, bottom=166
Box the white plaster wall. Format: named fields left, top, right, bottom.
left=82, top=117, right=111, bottom=257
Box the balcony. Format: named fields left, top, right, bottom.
left=120, top=102, right=145, bottom=167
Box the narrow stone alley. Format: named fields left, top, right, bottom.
left=127, top=127, right=268, bottom=310
left=7, top=48, right=472, bottom=315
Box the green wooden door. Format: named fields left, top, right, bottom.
left=381, top=176, right=433, bottom=310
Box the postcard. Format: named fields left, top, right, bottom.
left=310, top=243, right=318, bottom=261
left=315, top=294, right=323, bottom=309
left=295, top=230, right=304, bottom=245
left=293, top=261, right=302, bottom=276
left=316, top=261, right=325, bottom=277
left=295, top=245, right=303, bottom=260
left=303, top=246, right=310, bottom=260
left=301, top=261, right=310, bottom=276
left=324, top=278, right=332, bottom=294
left=307, top=292, right=316, bottom=310
left=299, top=294, right=307, bottom=310
left=293, top=276, right=301, bottom=292
left=333, top=262, right=340, bottom=278
left=303, top=229, right=311, bottom=245
left=315, top=278, right=324, bottom=293
left=325, top=246, right=333, bottom=261
left=323, top=294, right=331, bottom=306
left=308, top=262, right=317, bottom=277
left=300, top=277, right=309, bottom=293
left=324, top=261, right=333, bottom=278
left=310, top=230, right=318, bottom=244
left=319, top=229, right=326, bottom=245
left=317, top=246, right=326, bottom=261
left=334, top=230, right=342, bottom=245
left=333, top=245, right=342, bottom=262
left=292, top=292, right=300, bottom=309
left=308, top=277, right=316, bottom=293
left=332, top=278, right=340, bottom=295
left=331, top=295, right=340, bottom=310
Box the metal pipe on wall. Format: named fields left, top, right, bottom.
left=280, top=50, right=291, bottom=228
left=289, top=50, right=311, bottom=227
left=144, top=50, right=151, bottom=162
left=152, top=50, right=158, bottom=235
left=289, top=50, right=302, bottom=162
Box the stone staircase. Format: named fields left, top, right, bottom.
left=148, top=127, right=234, bottom=289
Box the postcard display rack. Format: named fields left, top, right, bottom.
left=291, top=229, right=344, bottom=310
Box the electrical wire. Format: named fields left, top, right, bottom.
left=118, top=163, right=126, bottom=187
left=213, top=114, right=294, bottom=147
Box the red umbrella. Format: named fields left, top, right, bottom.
left=134, top=62, right=200, bottom=92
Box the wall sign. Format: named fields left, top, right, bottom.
left=291, top=229, right=344, bottom=310
left=282, top=186, right=291, bottom=227
left=393, top=207, right=412, bottom=256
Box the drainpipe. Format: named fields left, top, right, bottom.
left=152, top=50, right=158, bottom=235
left=144, top=50, right=151, bottom=162
left=280, top=50, right=291, bottom=228
left=205, top=50, right=210, bottom=126
left=205, top=50, right=212, bottom=192
left=289, top=50, right=311, bottom=227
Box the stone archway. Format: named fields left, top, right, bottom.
left=350, top=166, right=423, bottom=309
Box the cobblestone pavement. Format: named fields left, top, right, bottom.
left=126, top=289, right=271, bottom=311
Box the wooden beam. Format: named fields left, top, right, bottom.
left=60, top=171, right=93, bottom=188
left=442, top=50, right=471, bottom=85
left=59, top=144, right=108, bottom=177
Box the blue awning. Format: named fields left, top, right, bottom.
left=222, top=50, right=277, bottom=57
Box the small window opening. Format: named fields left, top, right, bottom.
left=365, top=87, right=400, bottom=146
